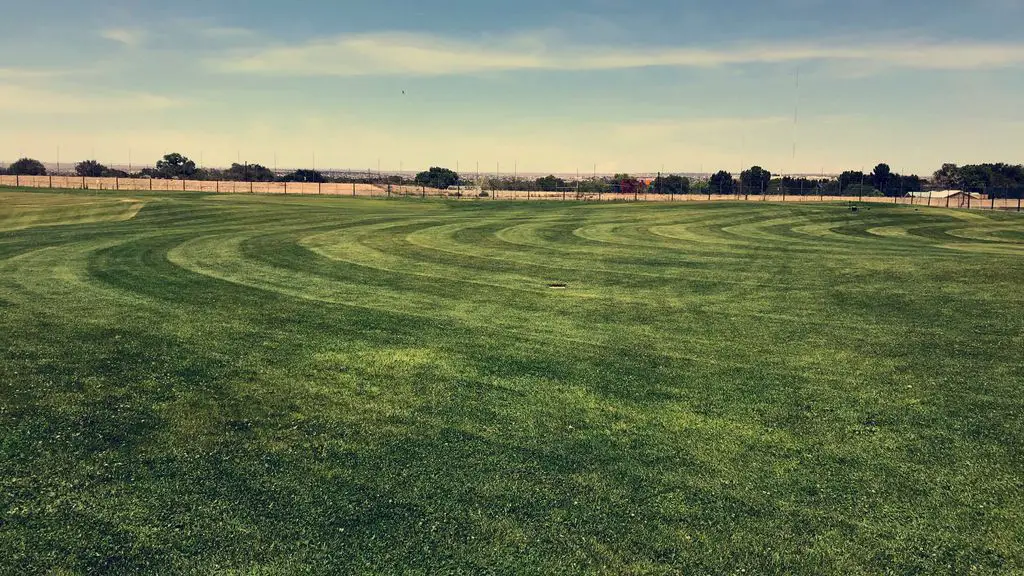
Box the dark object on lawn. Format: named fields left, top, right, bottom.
left=851, top=206, right=859, bottom=213
left=548, top=283, right=567, bottom=289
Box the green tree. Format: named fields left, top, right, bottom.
left=195, top=168, right=225, bottom=181
left=871, top=163, right=892, bottom=193
left=535, top=175, right=567, bottom=191
left=844, top=183, right=883, bottom=198
left=414, top=167, right=460, bottom=189
left=838, top=170, right=866, bottom=193
left=613, top=174, right=642, bottom=196
left=778, top=176, right=828, bottom=196
left=653, top=174, right=690, bottom=195
left=8, top=158, right=47, bottom=176
left=740, top=166, right=772, bottom=193
left=75, top=160, right=108, bottom=177
left=933, top=163, right=961, bottom=189
left=900, top=174, right=923, bottom=193
left=225, top=163, right=275, bottom=182
left=279, top=169, right=326, bottom=183
left=708, top=170, right=734, bottom=194
left=155, top=153, right=197, bottom=179
left=578, top=179, right=611, bottom=194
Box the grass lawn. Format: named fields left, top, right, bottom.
left=1, top=188, right=1022, bottom=574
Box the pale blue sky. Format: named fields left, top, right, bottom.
left=2, top=0, right=1023, bottom=174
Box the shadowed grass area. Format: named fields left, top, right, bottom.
left=1, top=188, right=1022, bottom=574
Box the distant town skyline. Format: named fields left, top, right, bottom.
left=3, top=0, right=1023, bottom=174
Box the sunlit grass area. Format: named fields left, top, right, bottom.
left=1, top=188, right=1022, bottom=573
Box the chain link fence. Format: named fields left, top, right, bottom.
left=2, top=174, right=1023, bottom=211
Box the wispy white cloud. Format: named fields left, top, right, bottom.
left=100, top=28, right=145, bottom=47
left=0, top=85, right=183, bottom=114
left=210, top=31, right=1024, bottom=77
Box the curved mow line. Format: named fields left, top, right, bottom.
left=296, top=222, right=989, bottom=305
left=297, top=216, right=992, bottom=295
left=115, top=243, right=957, bottom=381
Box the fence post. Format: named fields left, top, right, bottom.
left=83, top=176, right=86, bottom=189
left=946, top=194, right=950, bottom=208
left=15, top=174, right=18, bottom=187
left=319, top=181, right=322, bottom=195
left=216, top=181, right=219, bottom=193
left=149, top=178, right=152, bottom=191
left=928, top=191, right=932, bottom=206
left=992, top=191, right=996, bottom=210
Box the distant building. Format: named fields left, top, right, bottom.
left=907, top=190, right=986, bottom=206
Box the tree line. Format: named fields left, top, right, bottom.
left=3, top=153, right=1024, bottom=196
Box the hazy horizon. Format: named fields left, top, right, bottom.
left=3, top=0, right=1023, bottom=175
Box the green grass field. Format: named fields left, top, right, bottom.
left=1, top=188, right=1022, bottom=574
